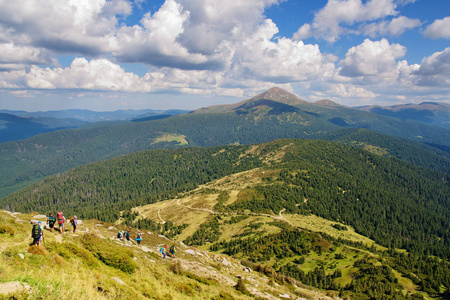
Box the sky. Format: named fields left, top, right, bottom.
left=0, top=0, right=449, bottom=112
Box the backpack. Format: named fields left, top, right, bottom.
left=170, top=245, right=175, bottom=253
left=57, top=211, right=63, bottom=221
left=32, top=224, right=41, bottom=238
left=70, top=217, right=74, bottom=224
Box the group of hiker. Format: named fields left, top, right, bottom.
left=32, top=212, right=177, bottom=260
left=31, top=211, right=77, bottom=246
left=116, top=230, right=176, bottom=259
left=160, top=244, right=176, bottom=259
left=117, top=230, right=138, bottom=243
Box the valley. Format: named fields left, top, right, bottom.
left=2, top=138, right=449, bottom=299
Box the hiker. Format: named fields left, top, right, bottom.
left=70, top=215, right=77, bottom=233
left=125, top=230, right=130, bottom=241
left=57, top=211, right=65, bottom=233
left=136, top=233, right=142, bottom=245
left=47, top=213, right=56, bottom=232
left=117, top=231, right=122, bottom=239
left=160, top=245, right=167, bottom=259
left=169, top=245, right=176, bottom=258
left=31, top=221, right=43, bottom=246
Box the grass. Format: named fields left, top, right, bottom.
left=284, top=214, right=381, bottom=248
left=1, top=210, right=283, bottom=299
left=152, top=133, right=188, bottom=146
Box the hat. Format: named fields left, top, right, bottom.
left=38, top=221, right=41, bottom=224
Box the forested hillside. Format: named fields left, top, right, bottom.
left=2, top=139, right=448, bottom=260
left=1, top=88, right=449, bottom=199
left=0, top=113, right=87, bottom=142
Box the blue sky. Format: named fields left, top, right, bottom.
left=0, top=0, right=449, bottom=111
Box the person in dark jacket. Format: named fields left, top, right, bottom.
left=47, top=213, right=56, bottom=232
left=136, top=233, right=142, bottom=245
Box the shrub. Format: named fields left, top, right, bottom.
left=46, top=242, right=98, bottom=267
left=82, top=233, right=136, bottom=273
left=27, top=245, right=47, bottom=256
left=0, top=224, right=15, bottom=236
left=170, top=260, right=182, bottom=275
left=235, top=277, right=251, bottom=296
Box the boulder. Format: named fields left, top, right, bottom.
left=32, top=215, right=47, bottom=219
left=185, top=249, right=196, bottom=256
left=111, top=277, right=125, bottom=285
left=0, top=282, right=31, bottom=296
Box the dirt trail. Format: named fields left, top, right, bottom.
left=157, top=199, right=177, bottom=224
left=176, top=199, right=216, bottom=215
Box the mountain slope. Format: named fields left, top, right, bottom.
left=1, top=210, right=326, bottom=300
left=0, top=113, right=87, bottom=143
left=2, top=139, right=448, bottom=258
left=1, top=88, right=449, bottom=198
left=1, top=139, right=449, bottom=298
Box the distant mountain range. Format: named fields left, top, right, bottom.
left=0, top=109, right=189, bottom=142
left=0, top=108, right=190, bottom=122
left=355, top=101, right=450, bottom=129
left=0, top=113, right=88, bottom=143
left=0, top=87, right=449, bottom=198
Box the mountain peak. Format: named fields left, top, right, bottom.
left=249, top=87, right=306, bottom=105
left=191, top=87, right=306, bottom=114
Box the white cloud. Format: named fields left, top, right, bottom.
left=339, top=38, right=405, bottom=77
left=0, top=0, right=448, bottom=109
left=0, top=70, right=27, bottom=88
left=0, top=42, right=56, bottom=67
left=424, top=17, right=450, bottom=39
left=360, top=16, right=421, bottom=37
left=234, top=20, right=336, bottom=83
left=293, top=24, right=312, bottom=40
left=294, top=0, right=399, bottom=42
left=0, top=0, right=130, bottom=56
left=113, top=0, right=212, bottom=69
left=329, top=83, right=378, bottom=98
left=113, top=0, right=282, bottom=70
left=25, top=58, right=148, bottom=91
left=412, top=47, right=450, bottom=87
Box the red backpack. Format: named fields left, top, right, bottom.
left=57, top=211, right=63, bottom=222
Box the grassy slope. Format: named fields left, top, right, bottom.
left=0, top=210, right=330, bottom=300
left=130, top=168, right=426, bottom=298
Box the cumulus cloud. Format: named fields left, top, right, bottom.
left=112, top=0, right=214, bottom=69
left=412, top=47, right=450, bottom=86
left=0, top=43, right=56, bottom=67
left=329, top=83, right=378, bottom=98
left=339, top=38, right=405, bottom=77
left=293, top=0, right=399, bottom=42
left=234, top=20, right=336, bottom=83
left=0, top=0, right=448, bottom=108
left=424, top=17, right=450, bottom=39
left=293, top=0, right=421, bottom=43
left=113, top=0, right=282, bottom=70
left=25, top=58, right=148, bottom=91
left=0, top=0, right=130, bottom=56
left=360, top=16, right=421, bottom=37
